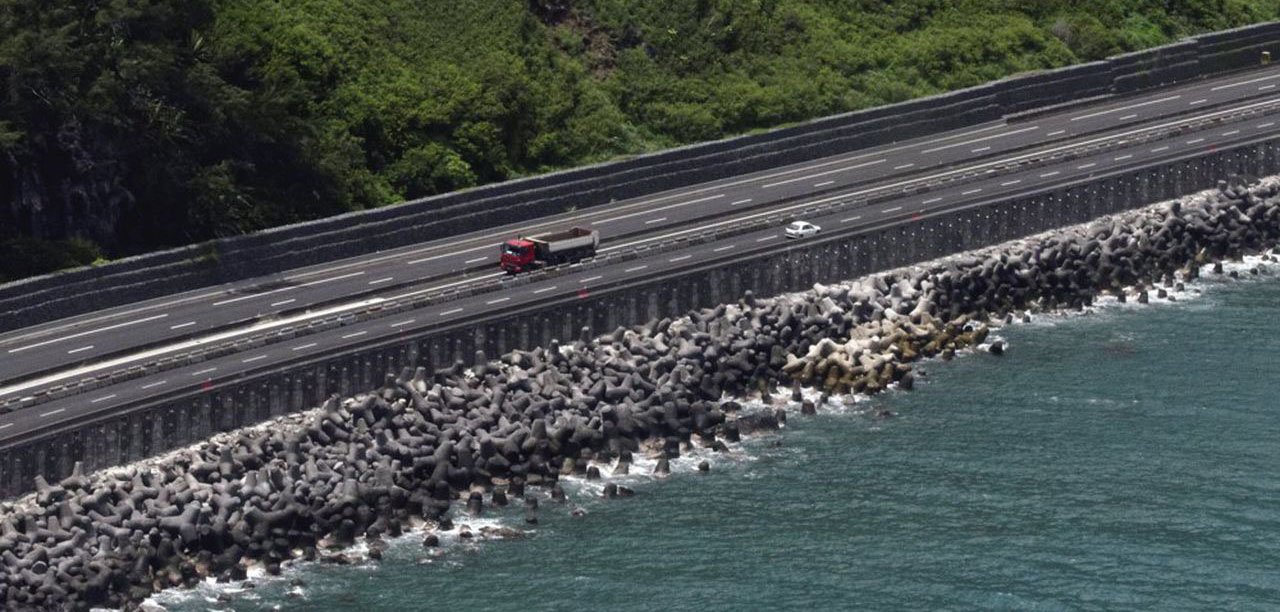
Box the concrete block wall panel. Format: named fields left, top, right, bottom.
left=994, top=62, right=1113, bottom=114
left=1, top=136, right=1276, bottom=499
left=1195, top=22, right=1280, bottom=74
left=2, top=22, right=1278, bottom=332
left=1109, top=39, right=1202, bottom=94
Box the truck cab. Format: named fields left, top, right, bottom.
left=500, top=239, right=536, bottom=274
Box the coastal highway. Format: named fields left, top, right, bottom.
left=4, top=87, right=1280, bottom=444
left=4, top=66, right=1280, bottom=399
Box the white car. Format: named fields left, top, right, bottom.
left=785, top=220, right=821, bottom=239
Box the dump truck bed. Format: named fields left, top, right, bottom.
left=529, top=227, right=598, bottom=253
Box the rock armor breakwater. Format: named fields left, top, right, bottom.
left=4, top=177, right=1280, bottom=610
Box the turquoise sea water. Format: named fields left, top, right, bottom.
left=162, top=266, right=1280, bottom=612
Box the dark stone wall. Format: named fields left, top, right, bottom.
left=2, top=22, right=1279, bottom=331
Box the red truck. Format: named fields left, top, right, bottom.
left=500, top=227, right=600, bottom=274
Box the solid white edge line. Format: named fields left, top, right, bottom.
left=1211, top=73, right=1280, bottom=91
left=1070, top=95, right=1180, bottom=121
left=9, top=313, right=170, bottom=353
left=921, top=126, right=1039, bottom=154
left=761, top=159, right=886, bottom=189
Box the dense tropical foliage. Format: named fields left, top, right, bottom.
left=2, top=0, right=1277, bottom=281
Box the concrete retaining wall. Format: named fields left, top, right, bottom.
left=2, top=134, right=1277, bottom=499
left=3, top=22, right=1279, bottom=331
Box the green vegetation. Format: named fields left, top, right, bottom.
left=2, top=0, right=1277, bottom=282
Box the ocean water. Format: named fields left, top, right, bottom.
left=162, top=266, right=1280, bottom=612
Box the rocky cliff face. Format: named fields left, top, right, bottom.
left=3, top=118, right=135, bottom=250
